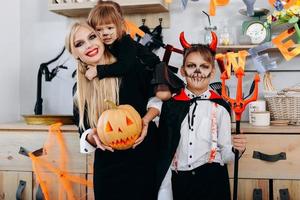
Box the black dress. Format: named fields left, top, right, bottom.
left=73, top=34, right=158, bottom=200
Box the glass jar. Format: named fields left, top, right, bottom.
left=204, top=26, right=217, bottom=44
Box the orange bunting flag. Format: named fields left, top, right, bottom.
left=216, top=50, right=249, bottom=78
left=272, top=27, right=300, bottom=61
left=124, top=20, right=145, bottom=39
left=268, top=0, right=297, bottom=9
left=209, top=0, right=230, bottom=16
left=165, top=0, right=172, bottom=3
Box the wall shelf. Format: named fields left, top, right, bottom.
left=217, top=45, right=279, bottom=53
left=48, top=0, right=170, bottom=28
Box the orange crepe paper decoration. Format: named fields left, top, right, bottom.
left=27, top=123, right=92, bottom=200
left=272, top=27, right=300, bottom=61
left=210, top=0, right=230, bottom=16
left=125, top=20, right=145, bottom=39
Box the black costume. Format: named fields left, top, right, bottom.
left=74, top=34, right=159, bottom=200
left=156, top=89, right=232, bottom=200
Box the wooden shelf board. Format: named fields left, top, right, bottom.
left=48, top=1, right=168, bottom=18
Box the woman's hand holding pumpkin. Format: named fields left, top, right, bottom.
left=133, top=107, right=160, bottom=149
left=87, top=128, right=114, bottom=152
left=133, top=118, right=149, bottom=149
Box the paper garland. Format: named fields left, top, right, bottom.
left=272, top=27, right=300, bottom=61
left=248, top=42, right=277, bottom=73
left=209, top=0, right=230, bottom=16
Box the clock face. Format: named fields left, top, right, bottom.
left=245, top=23, right=267, bottom=44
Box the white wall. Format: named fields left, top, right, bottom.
left=20, top=0, right=76, bottom=116
left=0, top=0, right=20, bottom=123
left=14, top=0, right=300, bottom=121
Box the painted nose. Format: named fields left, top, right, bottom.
left=102, top=29, right=110, bottom=36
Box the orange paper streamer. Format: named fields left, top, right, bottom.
left=209, top=0, right=230, bottom=16
left=27, top=123, right=92, bottom=200
left=272, top=27, right=300, bottom=61
left=216, top=50, right=249, bottom=78
left=125, top=20, right=145, bottom=39
left=268, top=0, right=297, bottom=9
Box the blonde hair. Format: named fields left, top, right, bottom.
left=66, top=21, right=119, bottom=130
left=87, top=2, right=126, bottom=40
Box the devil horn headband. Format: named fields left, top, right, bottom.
left=179, top=31, right=218, bottom=53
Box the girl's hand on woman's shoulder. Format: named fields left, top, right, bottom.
left=87, top=128, right=114, bottom=152
left=85, top=65, right=97, bottom=81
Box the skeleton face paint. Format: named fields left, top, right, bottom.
left=182, top=52, right=214, bottom=94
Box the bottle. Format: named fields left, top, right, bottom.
left=220, top=21, right=231, bottom=45
left=204, top=26, right=217, bottom=45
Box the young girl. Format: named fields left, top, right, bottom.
left=156, top=44, right=247, bottom=200
left=66, top=21, right=160, bottom=200
left=86, top=0, right=178, bottom=100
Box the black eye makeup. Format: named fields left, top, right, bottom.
left=89, top=33, right=97, bottom=40
left=186, top=63, right=196, bottom=68
left=185, top=63, right=211, bottom=69
left=74, top=40, right=84, bottom=48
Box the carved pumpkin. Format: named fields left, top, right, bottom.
left=97, top=101, right=142, bottom=150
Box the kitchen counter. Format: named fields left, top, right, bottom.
left=1, top=121, right=300, bottom=134
left=232, top=122, right=300, bottom=134
left=0, top=121, right=78, bottom=132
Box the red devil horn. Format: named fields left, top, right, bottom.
left=209, top=31, right=218, bottom=53
left=179, top=32, right=191, bottom=49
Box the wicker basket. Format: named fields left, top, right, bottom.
left=265, top=92, right=300, bottom=121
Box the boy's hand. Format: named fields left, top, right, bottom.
left=133, top=118, right=149, bottom=149
left=232, top=134, right=247, bottom=155
left=85, top=65, right=97, bottom=80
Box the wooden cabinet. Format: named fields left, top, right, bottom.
left=48, top=0, right=170, bottom=28
left=0, top=171, right=32, bottom=200
left=0, top=123, right=88, bottom=200
left=1, top=122, right=300, bottom=199
left=228, top=123, right=300, bottom=200
left=229, top=179, right=269, bottom=200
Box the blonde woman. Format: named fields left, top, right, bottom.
left=66, top=21, right=160, bottom=200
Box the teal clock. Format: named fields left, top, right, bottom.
left=242, top=20, right=271, bottom=44
left=239, top=8, right=271, bottom=45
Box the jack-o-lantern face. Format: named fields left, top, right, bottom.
left=97, top=104, right=142, bottom=150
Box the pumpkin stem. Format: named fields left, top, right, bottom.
left=104, top=99, right=118, bottom=109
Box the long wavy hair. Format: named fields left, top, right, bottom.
left=66, top=21, right=119, bottom=130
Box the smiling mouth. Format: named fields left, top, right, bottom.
left=103, top=38, right=112, bottom=42
left=86, top=48, right=98, bottom=57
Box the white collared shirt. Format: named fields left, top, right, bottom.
left=171, top=88, right=234, bottom=171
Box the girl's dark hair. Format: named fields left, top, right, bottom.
left=183, top=44, right=215, bottom=68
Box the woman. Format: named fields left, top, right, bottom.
left=66, top=21, right=159, bottom=200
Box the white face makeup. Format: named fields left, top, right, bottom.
left=181, top=52, right=215, bottom=94
left=95, top=23, right=117, bottom=45
left=73, top=26, right=105, bottom=65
